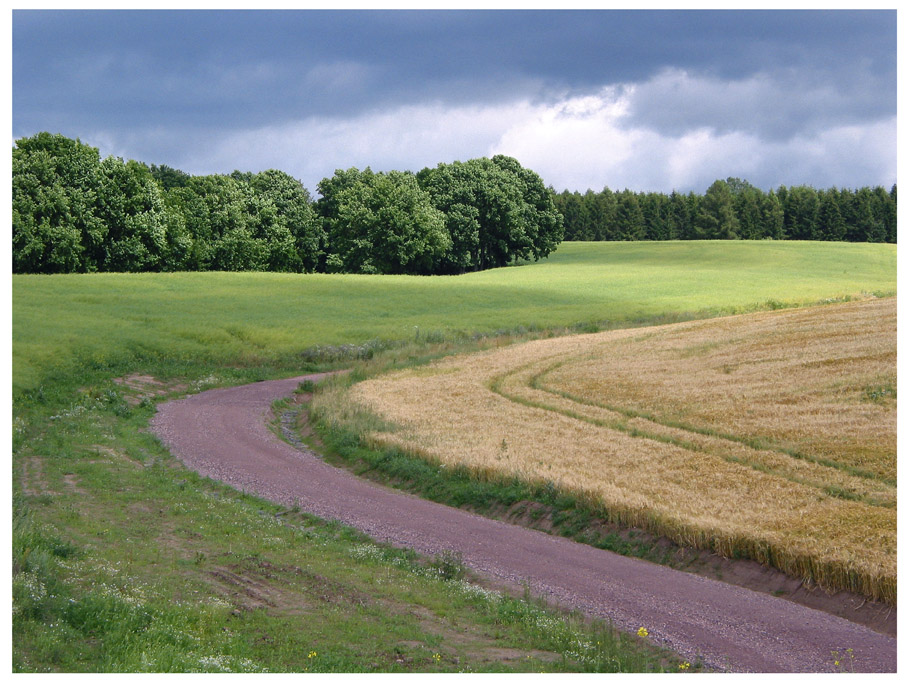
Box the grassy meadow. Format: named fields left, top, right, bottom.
left=344, top=298, right=896, bottom=602
left=11, top=240, right=896, bottom=671
left=13, top=240, right=895, bottom=393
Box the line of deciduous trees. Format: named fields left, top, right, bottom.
left=553, top=178, right=896, bottom=243
left=13, top=132, right=896, bottom=276
left=12, top=132, right=564, bottom=275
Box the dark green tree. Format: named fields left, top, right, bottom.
left=614, top=190, right=645, bottom=240
left=12, top=132, right=104, bottom=273
left=149, top=163, right=192, bottom=190
left=870, top=186, right=896, bottom=244
left=591, top=188, right=618, bottom=240
left=697, top=180, right=739, bottom=239
left=418, top=156, right=563, bottom=272
left=666, top=190, right=691, bottom=240
left=734, top=186, right=765, bottom=239
left=640, top=192, right=671, bottom=240
left=761, top=190, right=786, bottom=240
left=852, top=187, right=886, bottom=243
left=817, top=189, right=847, bottom=241
left=553, top=190, right=585, bottom=240
left=318, top=168, right=451, bottom=274
left=783, top=186, right=820, bottom=240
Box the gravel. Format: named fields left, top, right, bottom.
left=150, top=373, right=897, bottom=673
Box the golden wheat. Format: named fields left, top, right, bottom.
left=347, top=298, right=896, bottom=602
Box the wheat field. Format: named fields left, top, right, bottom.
left=348, top=297, right=896, bottom=602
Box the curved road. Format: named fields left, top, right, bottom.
left=150, top=374, right=897, bottom=673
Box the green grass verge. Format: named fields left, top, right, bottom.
left=304, top=372, right=709, bottom=569
left=12, top=365, right=683, bottom=672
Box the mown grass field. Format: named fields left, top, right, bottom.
left=343, top=298, right=896, bottom=603
left=11, top=240, right=897, bottom=671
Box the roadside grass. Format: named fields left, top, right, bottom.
left=12, top=241, right=896, bottom=670
left=341, top=298, right=896, bottom=604
left=12, top=365, right=681, bottom=673
left=295, top=390, right=700, bottom=568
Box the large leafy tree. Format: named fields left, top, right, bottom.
left=166, top=174, right=272, bottom=271
left=12, top=132, right=104, bottom=273
left=237, top=169, right=324, bottom=272
left=317, top=168, right=451, bottom=274
left=95, top=157, right=172, bottom=272
left=417, top=155, right=563, bottom=272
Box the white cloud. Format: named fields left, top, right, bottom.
left=179, top=100, right=537, bottom=191
left=143, top=71, right=895, bottom=196
left=490, top=85, right=895, bottom=192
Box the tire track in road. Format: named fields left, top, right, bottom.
left=150, top=373, right=896, bottom=673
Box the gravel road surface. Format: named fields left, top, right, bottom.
left=150, top=373, right=897, bottom=673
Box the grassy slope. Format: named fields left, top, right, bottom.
left=13, top=241, right=895, bottom=393
left=11, top=240, right=896, bottom=671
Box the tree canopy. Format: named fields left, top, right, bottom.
left=317, top=168, right=450, bottom=275
left=416, top=155, right=564, bottom=273
left=13, top=132, right=895, bottom=276
left=13, top=133, right=567, bottom=276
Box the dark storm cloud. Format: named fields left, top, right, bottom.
left=12, top=9, right=896, bottom=193
left=13, top=10, right=895, bottom=132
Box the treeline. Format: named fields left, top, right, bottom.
left=14, top=132, right=896, bottom=276
left=553, top=178, right=896, bottom=243
left=12, top=132, right=564, bottom=275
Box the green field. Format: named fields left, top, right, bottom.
left=11, top=240, right=896, bottom=672
left=13, top=240, right=896, bottom=393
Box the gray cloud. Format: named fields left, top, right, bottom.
left=625, top=67, right=894, bottom=141
left=13, top=10, right=896, bottom=194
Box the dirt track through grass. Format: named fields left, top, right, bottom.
left=349, top=298, right=896, bottom=603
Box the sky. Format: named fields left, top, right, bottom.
left=11, top=8, right=898, bottom=196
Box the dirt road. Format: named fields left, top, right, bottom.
left=150, top=374, right=897, bottom=673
